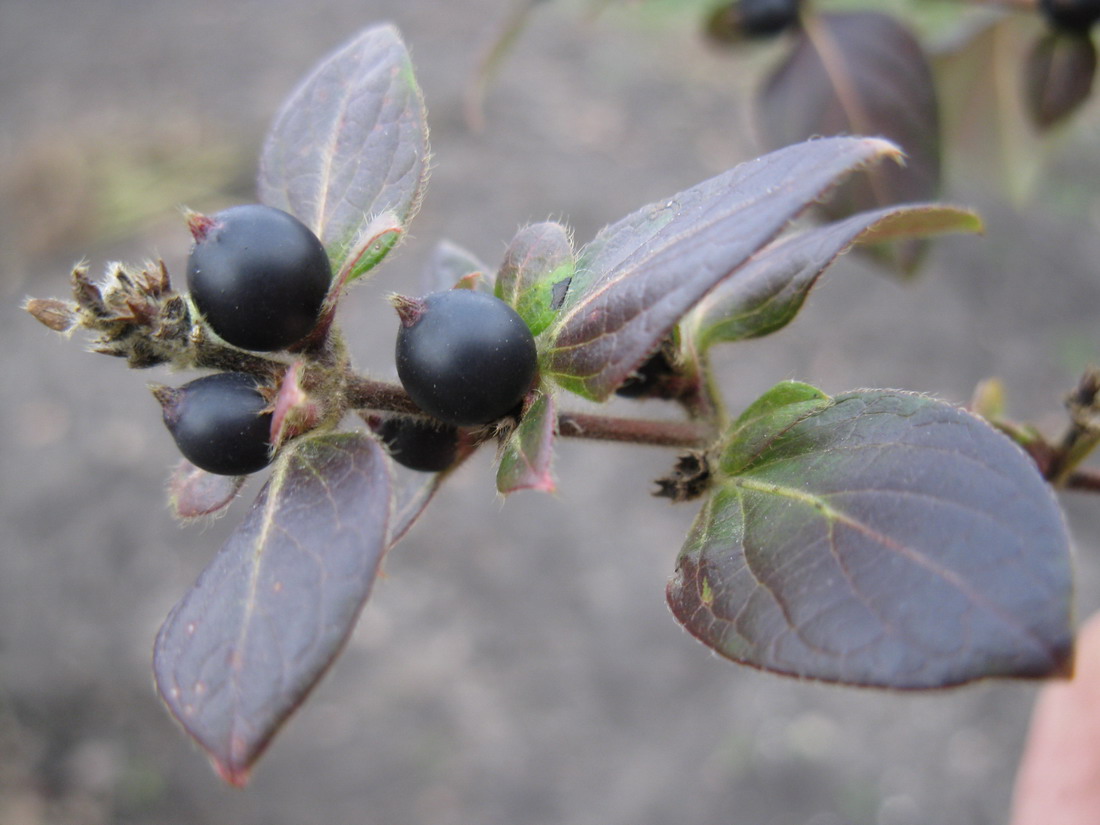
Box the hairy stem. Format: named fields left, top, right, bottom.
left=942, top=0, right=1036, bottom=9
left=345, top=374, right=425, bottom=415
left=1065, top=470, right=1100, bottom=493
left=1048, top=370, right=1100, bottom=487
left=345, top=374, right=712, bottom=448
left=558, top=412, right=711, bottom=448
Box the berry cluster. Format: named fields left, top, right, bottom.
left=31, top=197, right=545, bottom=477
left=160, top=204, right=333, bottom=476
left=158, top=205, right=540, bottom=476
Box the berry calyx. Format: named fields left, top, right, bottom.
left=374, top=416, right=460, bottom=472
left=186, top=204, right=332, bottom=352
left=154, top=372, right=274, bottom=476
left=393, top=290, right=538, bottom=426
left=1040, top=0, right=1100, bottom=34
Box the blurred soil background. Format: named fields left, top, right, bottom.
left=2, top=1, right=1100, bottom=823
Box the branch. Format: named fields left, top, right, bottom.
left=1064, top=469, right=1100, bottom=493
left=938, top=0, right=1037, bottom=9
left=558, top=411, right=710, bottom=449
left=344, top=374, right=712, bottom=449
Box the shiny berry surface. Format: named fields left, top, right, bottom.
left=187, top=204, right=331, bottom=352
left=161, top=372, right=273, bottom=476
left=376, top=416, right=460, bottom=472
left=395, top=290, right=538, bottom=427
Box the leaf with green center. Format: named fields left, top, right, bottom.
left=757, top=12, right=942, bottom=274
left=153, top=433, right=392, bottom=785
left=258, top=24, right=429, bottom=281
left=685, top=204, right=982, bottom=350
left=543, top=136, right=901, bottom=402
left=497, top=391, right=557, bottom=495
left=495, top=222, right=575, bottom=336
left=668, top=385, right=1073, bottom=689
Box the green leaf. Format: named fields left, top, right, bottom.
left=717, top=381, right=831, bottom=476
left=497, top=391, right=558, bottom=495
left=257, top=24, right=429, bottom=281
left=668, top=387, right=1073, bottom=689
left=543, top=136, right=901, bottom=401
left=154, top=433, right=392, bottom=785
left=496, top=222, right=575, bottom=337
left=685, top=204, right=982, bottom=350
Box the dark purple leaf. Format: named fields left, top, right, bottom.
left=154, top=433, right=392, bottom=785
left=422, top=240, right=491, bottom=293
left=685, top=204, right=981, bottom=349
left=386, top=470, right=448, bottom=550
left=544, top=136, right=901, bottom=401
left=757, top=11, right=941, bottom=272
left=167, top=459, right=246, bottom=520
left=1024, top=31, right=1097, bottom=130
left=497, top=391, right=557, bottom=495
left=668, top=383, right=1073, bottom=689
left=258, top=25, right=429, bottom=281
left=382, top=426, right=481, bottom=548
left=496, top=222, right=574, bottom=336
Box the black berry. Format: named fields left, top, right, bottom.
left=155, top=372, right=273, bottom=476
left=1040, top=0, right=1100, bottom=34
left=707, top=0, right=801, bottom=42
left=741, top=0, right=801, bottom=36
left=394, top=290, right=538, bottom=426
left=375, top=416, right=460, bottom=472
left=186, top=204, right=332, bottom=352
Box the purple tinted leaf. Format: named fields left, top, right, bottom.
left=758, top=12, right=941, bottom=272
left=668, top=385, right=1073, bottom=689
left=154, top=433, right=392, bottom=785
left=497, top=391, right=557, bottom=495
left=386, top=470, right=448, bottom=550
left=258, top=25, right=429, bottom=280
left=545, top=136, right=900, bottom=401
left=1024, top=31, right=1097, bottom=130
left=686, top=204, right=981, bottom=349
left=382, top=475, right=442, bottom=552
left=167, top=459, right=246, bottom=520
left=422, top=240, right=491, bottom=293
left=383, top=429, right=481, bottom=548
left=495, top=222, right=575, bottom=336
